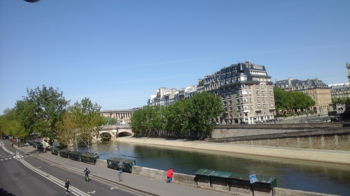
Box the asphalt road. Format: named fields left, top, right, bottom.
left=0, top=147, right=65, bottom=196
left=0, top=142, right=138, bottom=196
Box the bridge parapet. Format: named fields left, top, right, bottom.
left=101, top=125, right=131, bottom=130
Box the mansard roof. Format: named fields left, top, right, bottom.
left=275, top=79, right=329, bottom=90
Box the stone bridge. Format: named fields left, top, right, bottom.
left=92, top=125, right=133, bottom=142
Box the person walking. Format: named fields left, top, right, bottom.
left=65, top=179, right=71, bottom=194
left=117, top=161, right=123, bottom=182
left=166, top=168, right=174, bottom=183
left=84, top=167, right=90, bottom=182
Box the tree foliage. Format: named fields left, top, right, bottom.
left=274, top=87, right=315, bottom=116
left=0, top=109, right=26, bottom=138
left=2, top=85, right=106, bottom=149
left=15, top=85, right=69, bottom=139
left=57, top=98, right=103, bottom=150
left=102, top=117, right=118, bottom=125
left=332, top=97, right=350, bottom=105
left=131, top=92, right=223, bottom=139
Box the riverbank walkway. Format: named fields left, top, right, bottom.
left=11, top=143, right=231, bottom=196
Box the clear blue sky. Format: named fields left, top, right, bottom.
left=1, top=0, right=349, bottom=113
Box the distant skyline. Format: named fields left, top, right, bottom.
left=1, top=0, right=349, bottom=113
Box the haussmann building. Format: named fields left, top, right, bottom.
left=148, top=61, right=276, bottom=125
left=199, top=61, right=275, bottom=124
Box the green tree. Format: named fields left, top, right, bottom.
left=15, top=85, right=69, bottom=139
left=131, top=92, right=223, bottom=139
left=291, top=91, right=315, bottom=111
left=56, top=111, right=77, bottom=148
left=102, top=117, right=118, bottom=125
left=186, top=92, right=223, bottom=138
left=130, top=106, right=166, bottom=137
left=57, top=98, right=103, bottom=151
left=274, top=87, right=293, bottom=111
left=164, top=100, right=190, bottom=137
left=0, top=109, right=27, bottom=138
left=274, top=87, right=315, bottom=116
left=332, top=97, right=350, bottom=105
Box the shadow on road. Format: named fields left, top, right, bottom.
left=0, top=188, right=16, bottom=196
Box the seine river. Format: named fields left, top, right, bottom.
left=80, top=142, right=350, bottom=195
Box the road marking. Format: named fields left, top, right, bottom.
left=20, top=159, right=90, bottom=196
left=0, top=141, right=90, bottom=196
left=0, top=142, right=15, bottom=155
left=110, top=186, right=119, bottom=190
left=87, top=190, right=96, bottom=194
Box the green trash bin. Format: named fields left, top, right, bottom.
left=106, top=157, right=136, bottom=173
left=226, top=172, right=251, bottom=188
left=68, top=151, right=82, bottom=161
left=35, top=142, right=44, bottom=152
left=51, top=148, right=59, bottom=155
left=251, top=175, right=277, bottom=190
left=195, top=169, right=277, bottom=192
left=81, top=152, right=99, bottom=164
left=28, top=141, right=34, bottom=147
left=195, top=169, right=214, bottom=187
left=195, top=169, right=231, bottom=188
left=59, top=149, right=69, bottom=158
left=227, top=172, right=277, bottom=192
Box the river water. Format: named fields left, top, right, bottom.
left=79, top=142, right=350, bottom=195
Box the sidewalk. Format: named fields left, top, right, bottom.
left=13, top=144, right=231, bottom=196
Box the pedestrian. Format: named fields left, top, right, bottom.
left=117, top=161, right=123, bottom=182
left=65, top=178, right=70, bottom=194
left=166, top=168, right=173, bottom=183
left=84, top=167, right=90, bottom=182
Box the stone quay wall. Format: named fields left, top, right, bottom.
left=231, top=134, right=350, bottom=151
left=211, top=123, right=350, bottom=150
left=132, top=166, right=338, bottom=196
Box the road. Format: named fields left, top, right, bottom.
left=0, top=141, right=138, bottom=196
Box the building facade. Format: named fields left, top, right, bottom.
left=148, top=61, right=276, bottom=124
left=100, top=110, right=135, bottom=125
left=275, top=79, right=331, bottom=114
left=329, top=83, right=350, bottom=100
left=200, top=61, right=275, bottom=124
left=148, top=86, right=197, bottom=106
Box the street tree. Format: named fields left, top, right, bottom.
left=102, top=117, right=118, bottom=125
left=0, top=109, right=27, bottom=139
left=56, top=112, right=78, bottom=149
left=57, top=98, right=103, bottom=151
left=186, top=92, right=223, bottom=139
left=15, top=85, right=69, bottom=139
left=274, top=87, right=315, bottom=116
left=131, top=92, right=223, bottom=139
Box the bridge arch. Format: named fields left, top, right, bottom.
left=100, top=132, right=113, bottom=142
left=93, top=125, right=133, bottom=143
left=116, top=128, right=133, bottom=137
left=117, top=131, right=133, bottom=137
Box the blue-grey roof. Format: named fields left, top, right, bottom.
left=275, top=79, right=329, bottom=90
